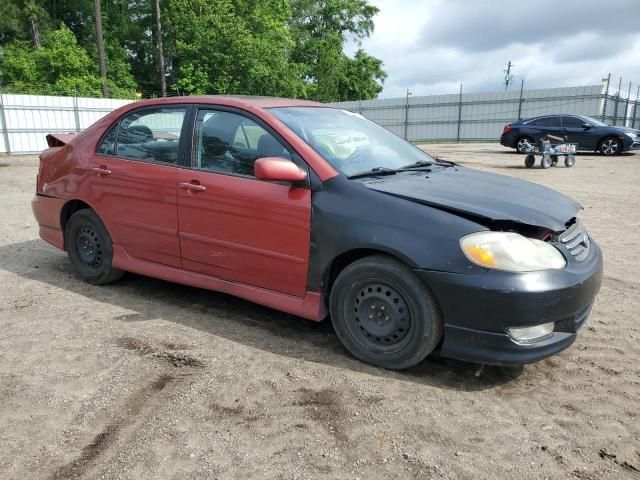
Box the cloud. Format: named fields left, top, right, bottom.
left=349, top=0, right=640, bottom=98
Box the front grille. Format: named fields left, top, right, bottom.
left=559, top=219, right=590, bottom=261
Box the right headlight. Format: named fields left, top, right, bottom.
left=460, top=231, right=566, bottom=272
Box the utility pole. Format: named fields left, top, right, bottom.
left=503, top=61, right=514, bottom=90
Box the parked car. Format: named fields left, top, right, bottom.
left=33, top=97, right=603, bottom=369
left=501, top=114, right=640, bottom=155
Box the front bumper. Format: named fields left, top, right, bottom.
left=416, top=242, right=603, bottom=365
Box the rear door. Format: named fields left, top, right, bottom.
left=534, top=116, right=562, bottom=137
left=176, top=107, right=311, bottom=297
left=89, top=106, right=188, bottom=268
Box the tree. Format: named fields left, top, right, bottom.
left=93, top=0, right=109, bottom=97
left=154, top=0, right=167, bottom=96
left=0, top=24, right=134, bottom=98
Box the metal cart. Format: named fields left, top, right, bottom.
left=522, top=134, right=577, bottom=169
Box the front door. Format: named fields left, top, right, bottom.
left=561, top=116, right=595, bottom=150
left=89, top=106, right=188, bottom=268
left=177, top=108, right=311, bottom=297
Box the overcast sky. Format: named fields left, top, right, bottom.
left=347, top=0, right=640, bottom=99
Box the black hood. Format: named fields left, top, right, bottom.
left=363, top=167, right=581, bottom=232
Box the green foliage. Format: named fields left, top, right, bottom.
left=0, top=0, right=386, bottom=102
left=0, top=24, right=135, bottom=98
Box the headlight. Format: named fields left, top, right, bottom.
left=626, top=132, right=638, bottom=139
left=460, top=231, right=566, bottom=272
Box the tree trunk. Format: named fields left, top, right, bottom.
left=94, top=0, right=109, bottom=98
left=154, top=0, right=167, bottom=97
left=29, top=0, right=42, bottom=48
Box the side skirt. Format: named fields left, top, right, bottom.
left=112, top=245, right=327, bottom=321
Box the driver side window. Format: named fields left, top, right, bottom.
left=194, top=110, right=292, bottom=177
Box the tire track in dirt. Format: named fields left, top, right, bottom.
left=49, top=374, right=173, bottom=480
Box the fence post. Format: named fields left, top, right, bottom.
left=623, top=82, right=632, bottom=127
left=631, top=85, right=640, bottom=128
left=601, top=73, right=611, bottom=122
left=613, top=77, right=622, bottom=126
left=0, top=87, right=11, bottom=156
left=73, top=88, right=81, bottom=133
left=456, top=83, right=463, bottom=143
left=403, top=88, right=411, bottom=140
left=517, top=79, right=524, bottom=120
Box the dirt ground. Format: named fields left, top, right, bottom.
left=1, top=144, right=639, bottom=480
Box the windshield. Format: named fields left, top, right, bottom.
left=268, top=107, right=435, bottom=177
left=583, top=116, right=608, bottom=127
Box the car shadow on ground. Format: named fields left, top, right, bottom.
left=0, top=239, right=525, bottom=391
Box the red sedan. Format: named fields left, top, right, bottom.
left=33, top=96, right=602, bottom=369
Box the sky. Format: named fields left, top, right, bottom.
left=347, top=0, right=640, bottom=99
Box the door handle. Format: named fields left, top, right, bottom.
left=90, top=166, right=112, bottom=176
left=179, top=182, right=206, bottom=192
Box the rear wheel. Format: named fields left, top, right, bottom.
left=541, top=155, right=553, bottom=169
left=599, top=137, right=621, bottom=156
left=66, top=209, right=124, bottom=285
left=516, top=136, right=534, bottom=153
left=565, top=155, right=576, bottom=167
left=551, top=155, right=559, bottom=166
left=329, top=255, right=443, bottom=370
left=524, top=155, right=535, bottom=168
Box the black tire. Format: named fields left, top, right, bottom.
left=524, top=155, right=535, bottom=168
left=599, top=137, right=621, bottom=156
left=65, top=209, right=124, bottom=285
left=541, top=155, right=553, bottom=169
left=551, top=155, right=558, bottom=166
left=516, top=136, right=535, bottom=154
left=565, top=155, right=576, bottom=167
left=329, top=255, right=443, bottom=370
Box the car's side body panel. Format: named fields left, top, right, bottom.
left=177, top=168, right=312, bottom=297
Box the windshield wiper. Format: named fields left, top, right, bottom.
left=398, top=160, right=435, bottom=170
left=347, top=167, right=397, bottom=179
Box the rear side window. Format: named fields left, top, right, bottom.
left=534, top=117, right=560, bottom=127
left=97, top=108, right=186, bottom=164
left=562, top=116, right=586, bottom=128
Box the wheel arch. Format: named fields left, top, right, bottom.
left=323, top=247, right=417, bottom=305
left=60, top=199, right=100, bottom=249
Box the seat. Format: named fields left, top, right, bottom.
left=119, top=125, right=153, bottom=144
left=257, top=134, right=289, bottom=159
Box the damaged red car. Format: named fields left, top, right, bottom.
left=32, top=96, right=603, bottom=369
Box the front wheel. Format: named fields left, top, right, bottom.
left=600, top=137, right=621, bottom=156
left=541, top=155, right=553, bottom=169
left=329, top=255, right=443, bottom=370
left=66, top=209, right=124, bottom=285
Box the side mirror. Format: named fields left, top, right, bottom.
left=581, top=123, right=592, bottom=129
left=254, top=157, right=307, bottom=183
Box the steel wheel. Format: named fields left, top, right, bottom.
left=541, top=155, right=553, bottom=169
left=75, top=225, right=104, bottom=271
left=347, top=281, right=413, bottom=353
left=66, top=209, right=124, bottom=285
left=516, top=137, right=534, bottom=153
left=565, top=155, right=576, bottom=167
left=600, top=138, right=620, bottom=155
left=330, top=255, right=443, bottom=370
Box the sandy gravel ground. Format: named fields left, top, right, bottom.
left=1, top=144, right=639, bottom=480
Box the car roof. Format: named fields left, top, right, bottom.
left=129, top=95, right=328, bottom=110
left=520, top=114, right=587, bottom=122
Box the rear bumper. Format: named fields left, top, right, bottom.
left=32, top=194, right=65, bottom=250
left=500, top=133, right=516, bottom=148
left=416, top=242, right=603, bottom=365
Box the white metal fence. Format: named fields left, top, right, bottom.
left=0, top=93, right=132, bottom=155
left=2, top=84, right=639, bottom=154
left=332, top=84, right=640, bottom=142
